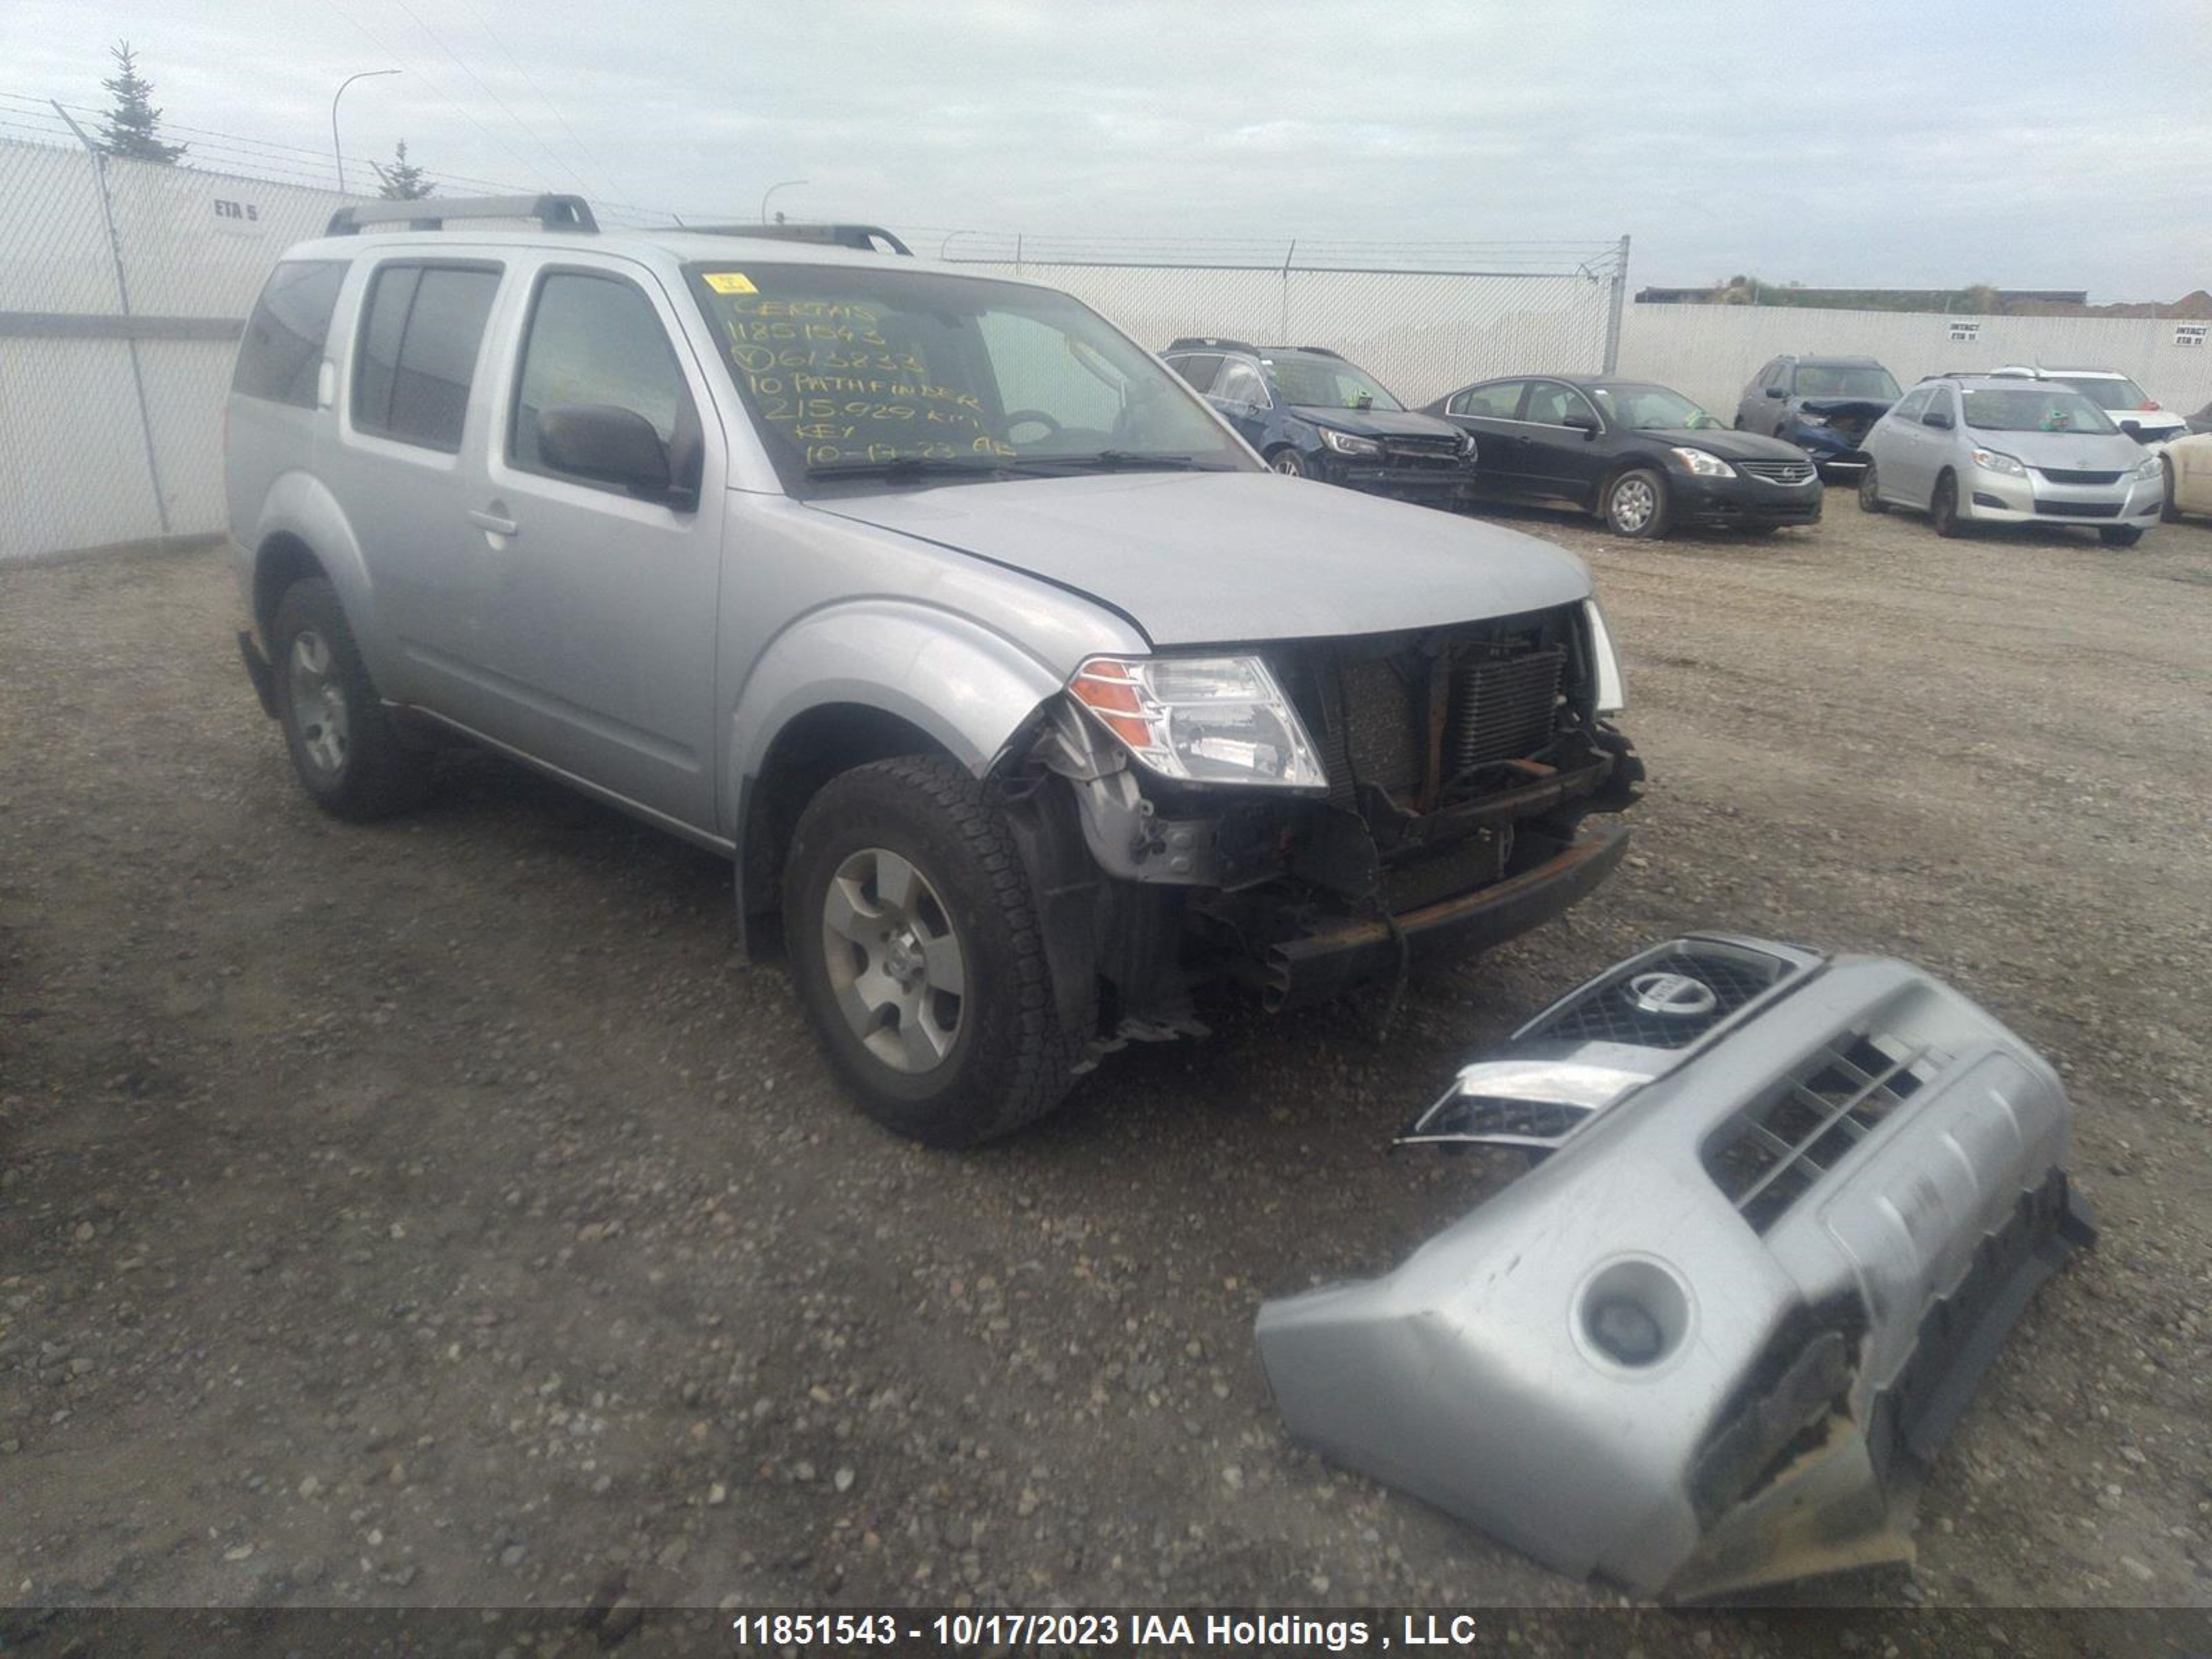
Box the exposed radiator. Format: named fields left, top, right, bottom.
left=1447, top=646, right=1563, bottom=776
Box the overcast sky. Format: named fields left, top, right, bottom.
left=6, top=0, right=2207, bottom=299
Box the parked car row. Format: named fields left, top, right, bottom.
left=1159, top=335, right=2205, bottom=549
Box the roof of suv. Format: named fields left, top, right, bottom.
left=1783, top=355, right=1888, bottom=367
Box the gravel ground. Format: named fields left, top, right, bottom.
left=3, top=492, right=2209, bottom=1638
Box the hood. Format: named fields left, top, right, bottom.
left=1972, top=426, right=2156, bottom=470
left=809, top=471, right=1591, bottom=648
left=1797, top=397, right=1894, bottom=420
left=1287, top=405, right=1464, bottom=441
left=1629, top=425, right=1816, bottom=462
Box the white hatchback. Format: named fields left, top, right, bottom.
left=1990, top=366, right=2188, bottom=447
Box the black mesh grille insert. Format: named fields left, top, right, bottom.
left=1525, top=943, right=1788, bottom=1050
left=2035, top=468, right=2120, bottom=485
left=1705, top=1031, right=1926, bottom=1233
left=2033, top=500, right=2121, bottom=518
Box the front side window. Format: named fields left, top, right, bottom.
left=233, top=260, right=346, bottom=407
left=353, top=263, right=502, bottom=451
left=686, top=262, right=1250, bottom=485
left=1962, top=387, right=2117, bottom=434
left=1166, top=353, right=1224, bottom=395
left=1212, top=360, right=1268, bottom=406
left=512, top=272, right=690, bottom=479
left=1891, top=386, right=1932, bottom=422
left=1523, top=382, right=1599, bottom=427
left=1264, top=354, right=1403, bottom=412
left=1793, top=363, right=1902, bottom=400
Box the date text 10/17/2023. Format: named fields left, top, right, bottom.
left=731, top=1611, right=1486, bottom=1650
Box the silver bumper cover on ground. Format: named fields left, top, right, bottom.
left=1255, top=936, right=2094, bottom=1599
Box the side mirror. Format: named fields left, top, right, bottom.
left=1563, top=412, right=1600, bottom=438
left=1922, top=411, right=1953, bottom=430
left=537, top=404, right=673, bottom=499
left=1763, top=385, right=1786, bottom=400
left=2120, top=418, right=2143, bottom=438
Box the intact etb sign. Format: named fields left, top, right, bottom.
left=2177, top=323, right=2209, bottom=348
left=1948, top=319, right=1982, bottom=342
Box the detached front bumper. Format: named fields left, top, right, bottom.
left=1255, top=936, right=2094, bottom=1598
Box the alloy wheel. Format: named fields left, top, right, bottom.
left=1611, top=476, right=1656, bottom=533
left=821, top=847, right=966, bottom=1074
left=286, top=629, right=350, bottom=776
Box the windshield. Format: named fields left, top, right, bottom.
left=1265, top=355, right=1404, bottom=411
left=685, top=262, right=1250, bottom=482
left=1792, top=364, right=1900, bottom=400
left=1962, top=387, right=2118, bottom=434
left=1587, top=384, right=1721, bottom=430
left=2054, top=374, right=2150, bottom=409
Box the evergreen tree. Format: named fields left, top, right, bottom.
left=98, top=41, right=186, bottom=164
left=373, top=140, right=435, bottom=200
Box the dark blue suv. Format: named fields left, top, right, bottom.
left=1161, top=337, right=1477, bottom=503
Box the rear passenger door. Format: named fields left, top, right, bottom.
left=1439, top=379, right=1533, bottom=496
left=334, top=256, right=507, bottom=719
left=468, top=256, right=725, bottom=832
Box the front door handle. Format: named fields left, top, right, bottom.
left=467, top=509, right=519, bottom=537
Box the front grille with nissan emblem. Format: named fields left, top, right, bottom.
left=1738, top=459, right=1816, bottom=485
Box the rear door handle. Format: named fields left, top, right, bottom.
left=467, top=509, right=519, bottom=536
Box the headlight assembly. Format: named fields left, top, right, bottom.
left=1068, top=655, right=1327, bottom=789
left=2134, top=454, right=2166, bottom=480
left=1318, top=428, right=1383, bottom=458
left=1668, top=447, right=1736, bottom=479
left=1970, top=447, right=2027, bottom=477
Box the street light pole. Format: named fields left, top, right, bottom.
left=331, top=69, right=400, bottom=194
left=760, top=178, right=807, bottom=224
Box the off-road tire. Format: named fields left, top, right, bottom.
left=2099, top=525, right=2144, bottom=547
left=1602, top=466, right=1672, bottom=538
left=1931, top=471, right=1963, bottom=538
left=269, top=577, right=432, bottom=821
left=1857, top=462, right=1888, bottom=513
left=782, top=755, right=1089, bottom=1147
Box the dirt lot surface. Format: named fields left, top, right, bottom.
left=3, top=492, right=2209, bottom=1643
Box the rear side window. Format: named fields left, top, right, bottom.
left=353, top=263, right=502, bottom=451
left=232, top=260, right=346, bottom=407
left=1450, top=381, right=1525, bottom=419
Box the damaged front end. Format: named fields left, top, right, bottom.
left=1027, top=599, right=1642, bottom=1022
left=1254, top=937, right=2094, bottom=1600
left=1785, top=398, right=1892, bottom=471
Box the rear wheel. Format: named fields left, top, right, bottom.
left=782, top=756, right=1089, bottom=1147
left=1930, top=471, right=1963, bottom=538
left=2162, top=460, right=2184, bottom=523
left=1857, top=462, right=1888, bottom=513
left=2099, top=525, right=2144, bottom=547
left=269, top=577, right=431, bottom=820
left=1602, top=467, right=1671, bottom=538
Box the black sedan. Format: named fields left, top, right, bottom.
left=1425, top=375, right=1823, bottom=538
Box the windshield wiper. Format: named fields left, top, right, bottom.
left=805, top=456, right=1012, bottom=482
left=1004, top=451, right=1231, bottom=474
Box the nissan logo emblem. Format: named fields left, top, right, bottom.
left=1626, top=971, right=1719, bottom=1018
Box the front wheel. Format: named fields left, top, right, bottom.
left=1857, top=463, right=1888, bottom=513
left=1930, top=471, right=1963, bottom=538
left=782, top=756, right=1090, bottom=1147
left=1602, top=467, right=1671, bottom=538
left=2099, top=525, right=2144, bottom=547
left=1268, top=447, right=1310, bottom=478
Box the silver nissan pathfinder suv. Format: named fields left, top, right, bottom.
left=225, top=196, right=1642, bottom=1145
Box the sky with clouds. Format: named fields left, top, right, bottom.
left=4, top=0, right=2206, bottom=299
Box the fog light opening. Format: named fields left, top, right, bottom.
left=1580, top=1257, right=1691, bottom=1369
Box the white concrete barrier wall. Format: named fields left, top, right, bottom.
left=1616, top=301, right=2212, bottom=424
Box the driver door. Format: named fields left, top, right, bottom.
left=1206, top=359, right=1273, bottom=448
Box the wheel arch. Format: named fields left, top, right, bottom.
left=245, top=472, right=382, bottom=666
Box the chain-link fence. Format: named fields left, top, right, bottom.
left=1, top=88, right=1630, bottom=561
left=943, top=235, right=1632, bottom=411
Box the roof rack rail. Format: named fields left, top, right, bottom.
left=686, top=223, right=912, bottom=256
left=1165, top=336, right=1257, bottom=355
left=326, top=194, right=598, bottom=236
left=1288, top=345, right=1344, bottom=358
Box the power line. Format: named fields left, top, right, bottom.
left=453, top=0, right=626, bottom=203
left=379, top=0, right=595, bottom=198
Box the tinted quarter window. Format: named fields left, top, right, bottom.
left=512, top=273, right=688, bottom=476
left=232, top=260, right=346, bottom=407
left=1168, top=353, right=1224, bottom=395
left=353, top=263, right=500, bottom=452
